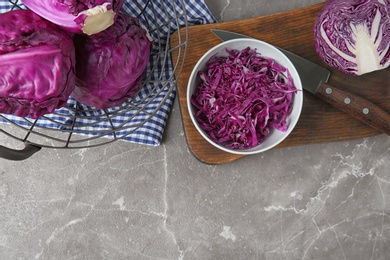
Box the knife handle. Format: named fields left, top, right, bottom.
left=315, top=82, right=390, bottom=135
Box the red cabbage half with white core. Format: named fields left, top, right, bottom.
left=190, top=47, right=297, bottom=150
left=0, top=10, right=76, bottom=119
left=22, top=0, right=124, bottom=35
left=314, top=0, right=390, bottom=76
left=71, top=12, right=152, bottom=109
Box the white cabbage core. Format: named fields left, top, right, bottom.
left=353, top=24, right=380, bottom=75
left=80, top=3, right=115, bottom=35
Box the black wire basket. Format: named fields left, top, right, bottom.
left=0, top=0, right=188, bottom=160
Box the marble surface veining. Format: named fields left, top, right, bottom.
left=1, top=0, right=390, bottom=259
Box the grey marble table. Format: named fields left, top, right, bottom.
left=1, top=0, right=390, bottom=259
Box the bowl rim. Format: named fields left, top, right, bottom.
left=187, top=38, right=303, bottom=155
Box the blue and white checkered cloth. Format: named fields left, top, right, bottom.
left=0, top=0, right=216, bottom=146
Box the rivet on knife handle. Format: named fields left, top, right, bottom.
left=316, top=82, right=390, bottom=135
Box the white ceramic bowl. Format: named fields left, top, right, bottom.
left=187, top=38, right=303, bottom=155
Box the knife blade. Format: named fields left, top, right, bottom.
left=211, top=29, right=390, bottom=135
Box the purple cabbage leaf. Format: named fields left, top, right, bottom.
left=314, top=0, right=390, bottom=76
left=0, top=10, right=76, bottom=119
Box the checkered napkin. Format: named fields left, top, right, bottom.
left=0, top=0, right=216, bottom=146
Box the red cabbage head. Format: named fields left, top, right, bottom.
left=0, top=10, right=76, bottom=118
left=314, top=0, right=390, bottom=76
left=23, top=0, right=124, bottom=35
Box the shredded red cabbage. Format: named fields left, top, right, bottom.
left=191, top=47, right=297, bottom=149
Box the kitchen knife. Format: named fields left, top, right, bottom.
left=211, top=29, right=390, bottom=135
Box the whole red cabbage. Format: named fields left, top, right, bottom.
left=22, top=0, right=124, bottom=35
left=0, top=10, right=76, bottom=119
left=72, top=12, right=152, bottom=109
left=314, top=0, right=390, bottom=76
left=191, top=47, right=297, bottom=149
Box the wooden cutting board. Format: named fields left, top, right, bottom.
left=170, top=2, right=390, bottom=165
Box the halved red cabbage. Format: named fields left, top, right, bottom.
left=71, top=12, right=152, bottom=109
left=191, top=47, right=297, bottom=149
left=314, top=0, right=390, bottom=76
left=22, top=0, right=124, bottom=35
left=0, top=10, right=76, bottom=119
